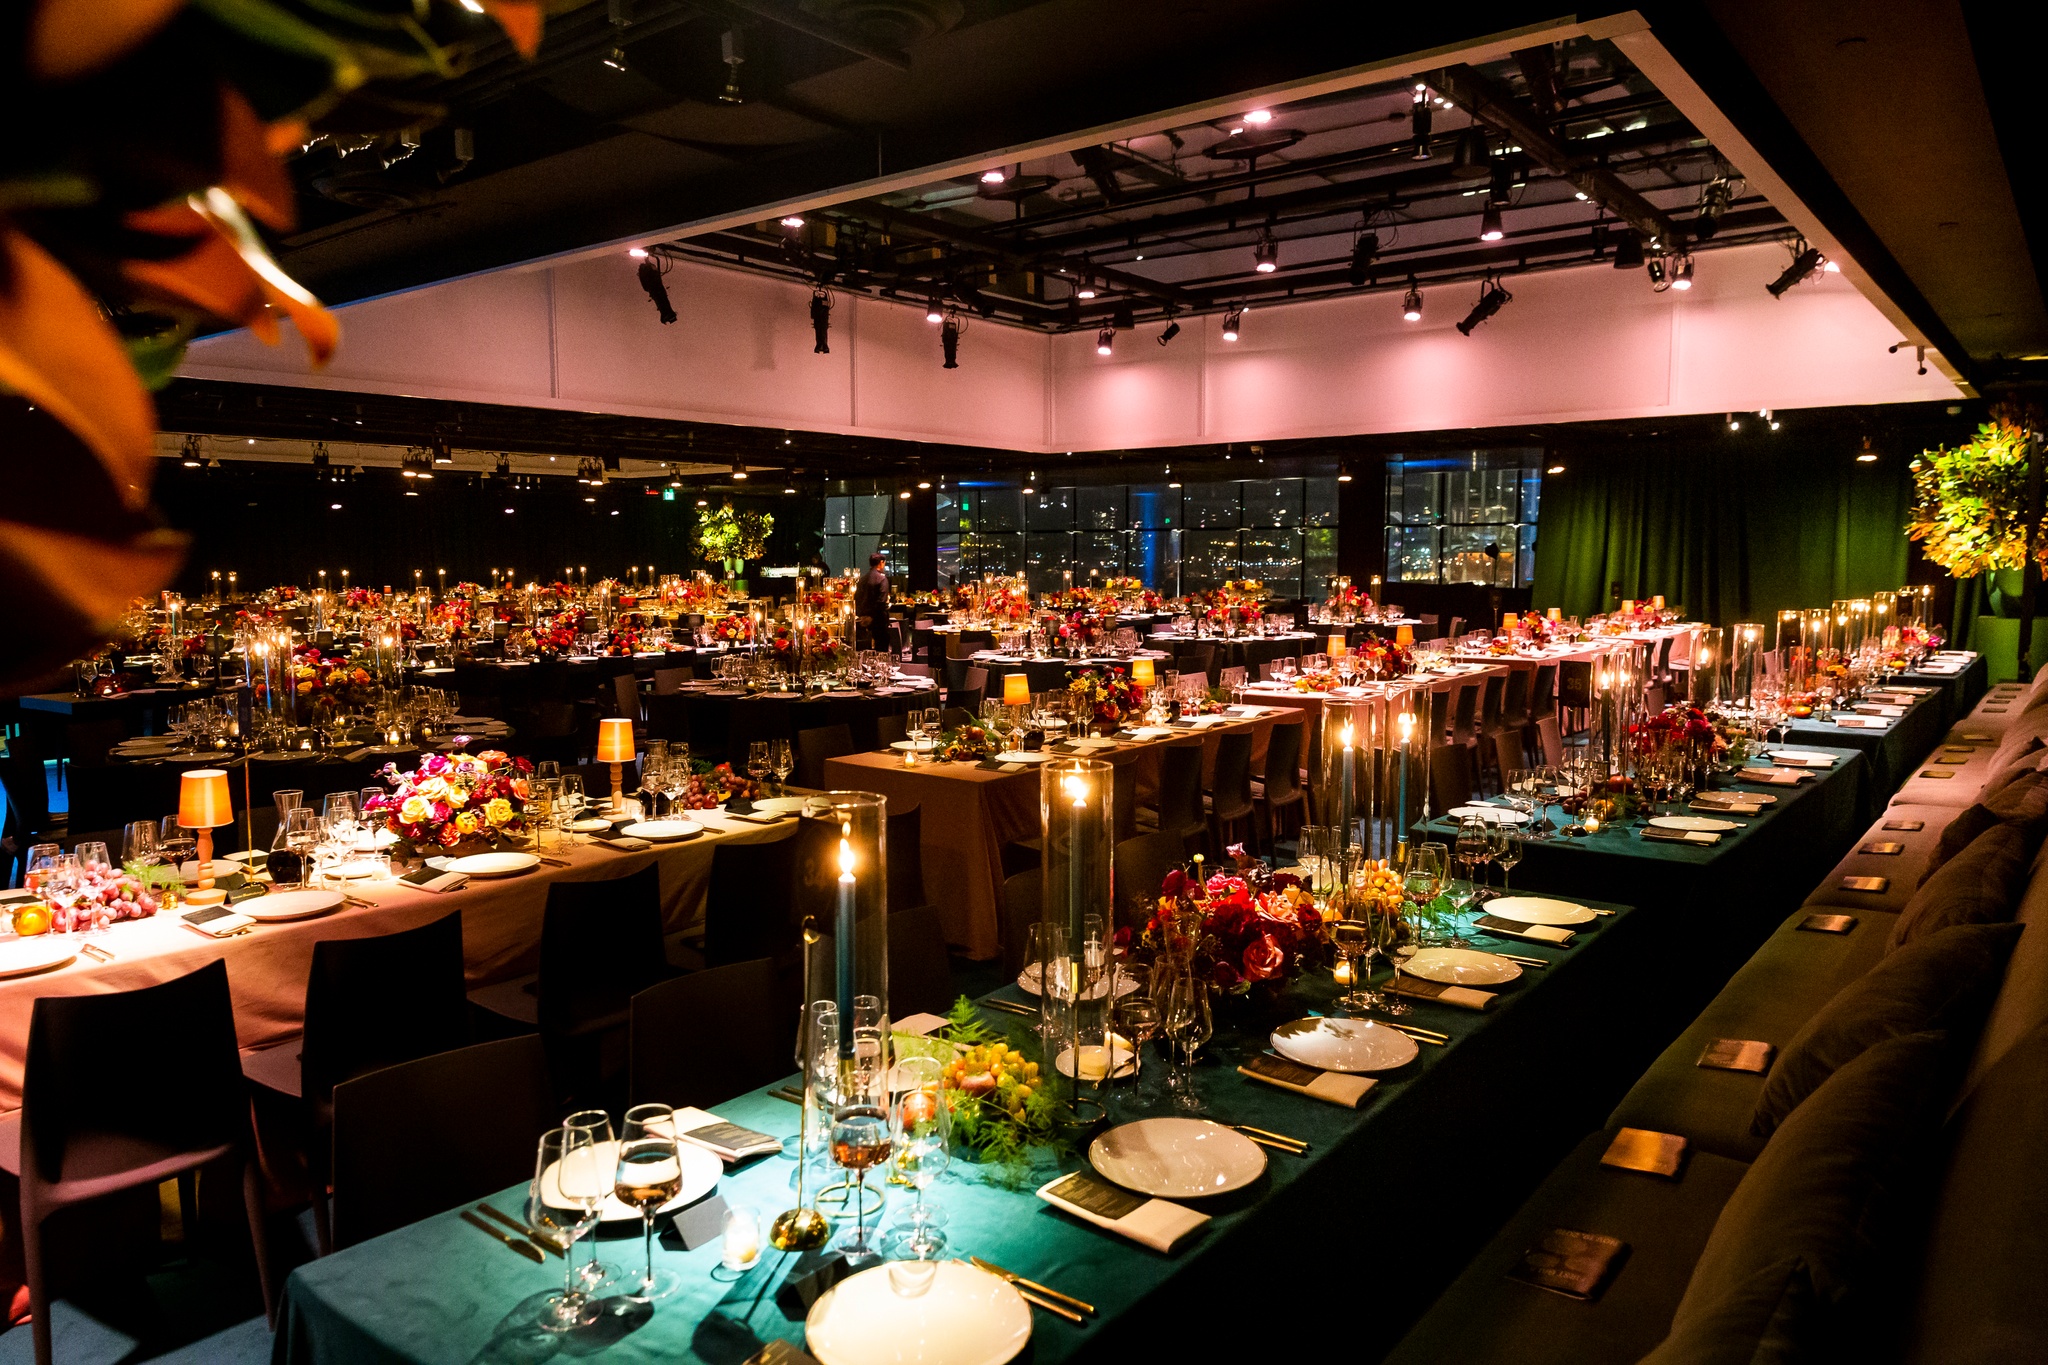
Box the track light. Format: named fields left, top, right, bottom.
left=1670, top=255, right=1694, bottom=291
left=637, top=257, right=676, bottom=324
left=627, top=247, right=648, bottom=259
left=1727, top=414, right=1742, bottom=432
left=1076, top=274, right=1097, bottom=300
left=732, top=460, right=747, bottom=481
left=779, top=215, right=805, bottom=230
left=1096, top=328, right=1114, bottom=356
left=1243, top=109, right=1272, bottom=125
left=1221, top=306, right=1243, bottom=341
left=1253, top=229, right=1280, bottom=273
left=1695, top=178, right=1732, bottom=239
left=1337, top=471, right=1353, bottom=483
left=925, top=295, right=943, bottom=323
left=719, top=27, right=745, bottom=103
left=1646, top=257, right=1666, bottom=288
left=1768, top=243, right=1826, bottom=297
left=1456, top=277, right=1511, bottom=336
left=1157, top=319, right=1181, bottom=346
left=1613, top=231, right=1644, bottom=270
left=917, top=479, right=932, bottom=489
left=941, top=310, right=962, bottom=368
left=1857, top=436, right=1878, bottom=463
left=180, top=434, right=203, bottom=467
left=1348, top=229, right=1379, bottom=288
left=980, top=166, right=1009, bottom=184
left=1410, top=85, right=1433, bottom=159
left=1401, top=279, right=1423, bottom=322
left=1547, top=464, right=1566, bottom=474
left=810, top=287, right=833, bottom=354
left=1478, top=203, right=1503, bottom=241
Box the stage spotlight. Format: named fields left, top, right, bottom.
left=1857, top=437, right=1878, bottom=463
left=980, top=166, right=1008, bottom=184
left=1695, top=178, right=1732, bottom=239
left=1452, top=126, right=1489, bottom=180
left=1410, top=85, right=1433, bottom=158
left=1157, top=319, right=1181, bottom=346
left=1646, top=257, right=1666, bottom=288
left=1253, top=229, right=1280, bottom=273
left=1096, top=328, right=1114, bottom=356
left=1670, top=255, right=1694, bottom=291
left=637, top=257, right=676, bottom=324
left=732, top=460, right=747, bottom=481
left=1221, top=306, right=1243, bottom=341
left=1348, top=229, right=1379, bottom=287
left=810, top=287, right=833, bottom=354
left=1767, top=243, right=1826, bottom=297
left=941, top=310, right=963, bottom=368
left=1456, top=277, right=1511, bottom=336
left=1401, top=279, right=1423, bottom=322
left=1478, top=203, right=1503, bottom=241
left=1077, top=274, right=1097, bottom=300
left=925, top=295, right=943, bottom=323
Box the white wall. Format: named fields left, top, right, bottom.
left=180, top=240, right=1958, bottom=451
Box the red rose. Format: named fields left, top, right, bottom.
left=1242, top=933, right=1285, bottom=982
left=1211, top=961, right=1240, bottom=989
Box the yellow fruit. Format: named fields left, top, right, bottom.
left=13, top=903, right=49, bottom=936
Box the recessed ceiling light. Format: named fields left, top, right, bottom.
left=1336, top=473, right=1352, bottom=483
left=504, top=507, right=515, bottom=513
left=917, top=480, right=932, bottom=489
left=330, top=502, right=342, bottom=510
left=628, top=247, right=648, bottom=259
left=979, top=167, right=1007, bottom=184
left=1243, top=109, right=1272, bottom=125
left=780, top=215, right=805, bottom=229
left=585, top=496, right=596, bottom=502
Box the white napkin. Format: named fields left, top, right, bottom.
left=1644, top=828, right=1721, bottom=846
left=406, top=870, right=469, bottom=893
left=1237, top=1063, right=1376, bottom=1107
left=1036, top=1173, right=1210, bottom=1253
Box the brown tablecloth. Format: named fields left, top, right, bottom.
left=0, top=816, right=787, bottom=1113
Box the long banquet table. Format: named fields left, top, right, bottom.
left=0, top=815, right=792, bottom=1113
left=274, top=889, right=1655, bottom=1365
left=824, top=706, right=1302, bottom=959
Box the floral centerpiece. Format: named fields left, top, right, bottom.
left=1140, top=854, right=1330, bottom=997
left=531, top=613, right=583, bottom=656
left=343, top=587, right=384, bottom=609
left=771, top=621, right=848, bottom=671
left=1066, top=668, right=1138, bottom=730
left=366, top=750, right=534, bottom=854
left=1326, top=583, right=1373, bottom=614
left=938, top=723, right=1000, bottom=762
left=984, top=584, right=1033, bottom=625
left=288, top=644, right=375, bottom=716
left=1630, top=703, right=1726, bottom=774
left=602, top=625, right=645, bottom=656
left=1292, top=668, right=1338, bottom=692
left=1056, top=609, right=1106, bottom=650
left=708, top=613, right=753, bottom=644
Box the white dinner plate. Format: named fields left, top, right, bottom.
left=1447, top=805, right=1529, bottom=825
left=241, top=889, right=344, bottom=922
left=756, top=796, right=810, bottom=814
left=444, top=851, right=540, bottom=878
left=619, top=819, right=702, bottom=842
left=324, top=858, right=391, bottom=880
left=177, top=859, right=243, bottom=882
left=1270, top=1016, right=1418, bottom=1074
left=1770, top=748, right=1839, bottom=766
left=1055, top=1035, right=1137, bottom=1081
left=805, top=1260, right=1031, bottom=1365
left=1015, top=963, right=1141, bottom=1000
left=567, top=817, right=614, bottom=832
left=889, top=740, right=939, bottom=753
left=992, top=750, right=1052, bottom=764
left=1484, top=896, right=1598, bottom=927
left=0, top=938, right=78, bottom=978
left=1089, top=1117, right=1267, bottom=1199
left=537, top=1138, right=721, bottom=1223
left=1400, top=947, right=1522, bottom=987
left=1648, top=815, right=1740, bottom=833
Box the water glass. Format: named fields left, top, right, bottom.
left=530, top=1125, right=604, bottom=1330
left=122, top=821, right=160, bottom=871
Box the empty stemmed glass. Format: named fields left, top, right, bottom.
left=613, top=1104, right=684, bottom=1302
left=638, top=759, right=667, bottom=819
left=557, top=774, right=586, bottom=837
left=886, top=1055, right=951, bottom=1258
left=1159, top=968, right=1212, bottom=1113
left=770, top=738, right=794, bottom=793
left=121, top=820, right=160, bottom=873
left=748, top=741, right=771, bottom=793
left=1114, top=995, right=1162, bottom=1107
left=530, top=1126, right=605, bottom=1330
left=1493, top=820, right=1522, bottom=896
left=561, top=1108, right=618, bottom=1293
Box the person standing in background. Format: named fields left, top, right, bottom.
left=856, top=551, right=891, bottom=652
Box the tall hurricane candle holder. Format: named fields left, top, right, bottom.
left=1316, top=695, right=1382, bottom=858
left=1041, top=758, right=1113, bottom=1120
left=1688, top=627, right=1724, bottom=708
left=1728, top=623, right=1764, bottom=704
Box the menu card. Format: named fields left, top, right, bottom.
left=1743, top=768, right=1812, bottom=786
left=1697, top=1039, right=1775, bottom=1073
left=1506, top=1228, right=1629, bottom=1301
left=1238, top=1052, right=1376, bottom=1107
left=670, top=1107, right=782, bottom=1162
left=1385, top=975, right=1495, bottom=1011
left=1799, top=912, right=1857, bottom=934
left=1601, top=1128, right=1689, bottom=1178
left=1037, top=1170, right=1209, bottom=1253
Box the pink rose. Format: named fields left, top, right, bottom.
left=1241, top=933, right=1285, bottom=982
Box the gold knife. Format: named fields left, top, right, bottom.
left=1230, top=1122, right=1309, bottom=1152
left=475, top=1203, right=564, bottom=1257
left=460, top=1209, right=544, bottom=1262
left=969, top=1256, right=1096, bottom=1315
left=980, top=999, right=1036, bottom=1017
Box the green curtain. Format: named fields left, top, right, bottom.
left=1532, top=441, right=1912, bottom=625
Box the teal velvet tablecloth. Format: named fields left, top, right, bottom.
left=276, top=895, right=1648, bottom=1365
left=1783, top=685, right=1947, bottom=813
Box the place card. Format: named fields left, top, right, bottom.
left=593, top=834, right=654, bottom=849
left=1859, top=842, right=1906, bottom=856
left=666, top=1192, right=729, bottom=1251
left=1601, top=1128, right=1689, bottom=1178
left=399, top=867, right=469, bottom=892
left=1744, top=768, right=1811, bottom=786
left=671, top=1108, right=782, bottom=1162
left=1473, top=914, right=1576, bottom=946
left=1697, top=1039, right=1775, bottom=1074
left=1038, top=1170, right=1210, bottom=1253
left=1506, top=1228, right=1629, bottom=1301
left=1385, top=975, right=1496, bottom=1011
left=1883, top=819, right=1926, bottom=831
left=893, top=1012, right=950, bottom=1037
left=1799, top=912, right=1858, bottom=934
left=1833, top=717, right=1885, bottom=729
left=1839, top=875, right=1890, bottom=893
left=1239, top=1052, right=1377, bottom=1107
left=1917, top=769, right=1956, bottom=780
left=1690, top=800, right=1761, bottom=816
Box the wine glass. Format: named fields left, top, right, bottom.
left=613, top=1104, right=684, bottom=1302
left=529, top=1126, right=604, bottom=1330
left=639, top=758, right=666, bottom=819
left=122, top=821, right=160, bottom=872
left=748, top=741, right=771, bottom=793
left=1334, top=854, right=1383, bottom=1012
left=1159, top=969, right=1212, bottom=1113
left=158, top=814, right=197, bottom=872
left=770, top=738, right=794, bottom=793
left=562, top=1108, right=619, bottom=1293
left=1493, top=821, right=1522, bottom=896
left=1403, top=841, right=1446, bottom=955
left=1453, top=815, right=1491, bottom=936
left=829, top=1083, right=891, bottom=1258
left=662, top=762, right=689, bottom=816
left=557, top=774, right=586, bottom=835
left=1114, top=996, right=1162, bottom=1107
left=1024, top=922, right=1068, bottom=1040
left=887, top=1056, right=951, bottom=1257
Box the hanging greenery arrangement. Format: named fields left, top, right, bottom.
left=1906, top=418, right=2045, bottom=578
left=693, top=503, right=774, bottom=576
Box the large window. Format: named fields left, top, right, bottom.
left=1383, top=451, right=1543, bottom=588
left=823, top=494, right=912, bottom=576
left=932, top=477, right=1336, bottom=596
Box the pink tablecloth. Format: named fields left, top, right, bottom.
left=0, top=816, right=788, bottom=1112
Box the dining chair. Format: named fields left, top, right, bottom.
left=1535, top=713, right=1565, bottom=766
left=886, top=903, right=957, bottom=1020
left=876, top=713, right=907, bottom=747
left=1153, top=740, right=1208, bottom=854
left=943, top=657, right=975, bottom=699
left=704, top=831, right=800, bottom=966
left=1113, top=832, right=1187, bottom=935
left=1447, top=616, right=1465, bottom=641
left=1430, top=742, right=1477, bottom=811
left=653, top=667, right=691, bottom=694
left=1205, top=731, right=1258, bottom=854
left=329, top=1035, right=553, bottom=1251
left=2, top=960, right=275, bottom=1365
left=1530, top=663, right=1558, bottom=723
left=999, top=868, right=1042, bottom=980
left=1218, top=665, right=1247, bottom=690
left=628, top=959, right=788, bottom=1110
left=957, top=666, right=988, bottom=714
left=1450, top=681, right=1482, bottom=751
left=467, top=864, right=675, bottom=1110
left=611, top=671, right=644, bottom=723
left=1253, top=719, right=1307, bottom=848
left=796, top=723, right=854, bottom=787
left=242, top=909, right=468, bottom=1254
left=898, top=663, right=933, bottom=678
left=1429, top=686, right=1451, bottom=746
left=888, top=804, right=927, bottom=911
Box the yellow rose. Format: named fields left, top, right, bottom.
left=399, top=795, right=432, bottom=824
left=445, top=786, right=468, bottom=808
left=485, top=797, right=514, bottom=827
left=455, top=811, right=481, bottom=835
left=416, top=776, right=450, bottom=802
left=297, top=680, right=314, bottom=694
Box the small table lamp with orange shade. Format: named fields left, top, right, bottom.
left=1130, top=657, right=1155, bottom=690
left=1002, top=672, right=1031, bottom=708
left=178, top=768, right=233, bottom=890
left=597, top=718, right=635, bottom=815
left=1394, top=624, right=1414, bottom=648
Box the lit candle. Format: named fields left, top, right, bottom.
left=1064, top=772, right=1089, bottom=946
left=835, top=835, right=857, bottom=1058
left=1339, top=722, right=1355, bottom=851
left=341, top=569, right=349, bottom=588
left=1397, top=709, right=1414, bottom=840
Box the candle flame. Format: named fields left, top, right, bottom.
left=838, top=837, right=854, bottom=878
left=1063, top=772, right=1088, bottom=807
left=1341, top=723, right=1354, bottom=749
left=1397, top=711, right=1414, bottom=737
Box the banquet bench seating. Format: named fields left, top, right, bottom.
left=1385, top=659, right=2048, bottom=1365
